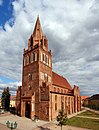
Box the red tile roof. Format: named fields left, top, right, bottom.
left=81, top=96, right=89, bottom=100
left=52, top=71, right=72, bottom=90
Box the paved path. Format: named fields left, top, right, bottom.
left=0, top=112, right=91, bottom=130
left=0, top=113, right=49, bottom=130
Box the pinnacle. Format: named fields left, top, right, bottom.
left=33, top=16, right=43, bottom=39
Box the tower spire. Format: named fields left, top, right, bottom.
left=33, top=16, right=43, bottom=40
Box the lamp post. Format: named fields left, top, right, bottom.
left=6, top=121, right=17, bottom=130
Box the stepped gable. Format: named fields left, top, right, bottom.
left=52, top=71, right=72, bottom=90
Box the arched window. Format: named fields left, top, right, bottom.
left=28, top=73, right=32, bottom=81
left=27, top=55, right=30, bottom=64
left=44, top=73, right=48, bottom=82
left=41, top=53, right=42, bottom=61
left=24, top=57, right=26, bottom=66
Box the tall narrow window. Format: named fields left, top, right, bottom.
left=55, top=95, right=57, bottom=101
left=55, top=95, right=57, bottom=111
left=27, top=55, right=30, bottom=64
left=44, top=73, right=48, bottom=82
left=33, top=53, right=35, bottom=61
left=61, top=96, right=64, bottom=109
left=45, top=55, right=47, bottom=63
left=55, top=103, right=57, bottom=111
left=41, top=53, right=42, bottom=61
left=29, top=55, right=30, bottom=63
left=35, top=53, right=37, bottom=61
left=31, top=53, right=34, bottom=63
left=46, top=107, right=49, bottom=115
left=43, top=54, right=44, bottom=61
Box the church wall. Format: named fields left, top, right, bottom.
left=16, top=17, right=81, bottom=121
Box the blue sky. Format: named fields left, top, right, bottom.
left=0, top=0, right=14, bottom=27
left=0, top=0, right=99, bottom=96
left=0, top=0, right=16, bottom=84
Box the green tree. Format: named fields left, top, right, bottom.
left=1, top=87, right=10, bottom=111
left=57, top=107, right=68, bottom=130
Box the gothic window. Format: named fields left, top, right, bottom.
left=44, top=73, right=48, bottom=82
left=28, top=73, right=32, bottom=81
left=61, top=89, right=63, bottom=93
left=44, top=39, right=46, bottom=47
left=65, top=97, right=68, bottom=114
left=45, top=55, right=47, bottom=63
left=43, top=54, right=44, bottom=61
left=40, top=39, right=43, bottom=46
left=61, top=96, right=64, bottom=109
left=54, top=87, right=56, bottom=92
left=55, top=95, right=57, bottom=101
left=46, top=107, right=49, bottom=115
left=27, top=55, right=30, bottom=64
left=31, top=53, right=34, bottom=63
left=64, top=90, right=66, bottom=94
left=48, top=57, right=49, bottom=65
left=68, top=97, right=70, bottom=114
left=40, top=53, right=42, bottom=61
left=35, top=53, right=37, bottom=61
left=49, top=59, right=51, bottom=67
left=55, top=103, right=57, bottom=111
left=27, top=55, right=29, bottom=64
left=55, top=95, right=57, bottom=111
left=31, top=53, right=35, bottom=62
left=57, top=88, right=60, bottom=93
left=29, top=84, right=32, bottom=90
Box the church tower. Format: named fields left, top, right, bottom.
left=21, top=16, right=52, bottom=120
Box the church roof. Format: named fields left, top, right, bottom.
left=52, top=71, right=72, bottom=90
left=33, top=16, right=43, bottom=39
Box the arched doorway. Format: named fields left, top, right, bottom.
left=25, top=102, right=31, bottom=118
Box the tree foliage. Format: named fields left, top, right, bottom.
left=1, top=87, right=10, bottom=111
left=57, top=107, right=68, bottom=130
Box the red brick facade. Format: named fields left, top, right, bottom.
left=16, top=16, right=81, bottom=121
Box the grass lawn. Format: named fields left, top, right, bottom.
left=77, top=110, right=99, bottom=118
left=67, top=117, right=99, bottom=130
left=66, top=111, right=99, bottom=130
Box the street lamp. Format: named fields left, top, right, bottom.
left=6, top=121, right=17, bottom=130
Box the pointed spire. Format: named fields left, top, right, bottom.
left=33, top=16, right=43, bottom=40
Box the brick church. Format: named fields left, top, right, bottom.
left=16, top=16, right=81, bottom=121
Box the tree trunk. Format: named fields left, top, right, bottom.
left=61, top=125, right=62, bottom=130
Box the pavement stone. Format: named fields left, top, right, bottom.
left=0, top=112, right=91, bottom=130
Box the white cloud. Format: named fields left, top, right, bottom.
left=0, top=0, right=3, bottom=6
left=0, top=81, right=22, bottom=96
left=0, top=0, right=99, bottom=96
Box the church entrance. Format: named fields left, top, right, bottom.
left=25, top=102, right=31, bottom=118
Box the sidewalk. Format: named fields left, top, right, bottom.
left=0, top=111, right=91, bottom=130
left=0, top=113, right=49, bottom=130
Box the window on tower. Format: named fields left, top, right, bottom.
left=28, top=73, right=32, bottom=81
left=44, top=73, right=48, bottom=82
left=40, top=53, right=42, bottom=61
left=27, top=55, right=30, bottom=64
left=35, top=53, right=37, bottom=61
left=43, top=54, right=44, bottom=61
left=45, top=55, right=47, bottom=63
